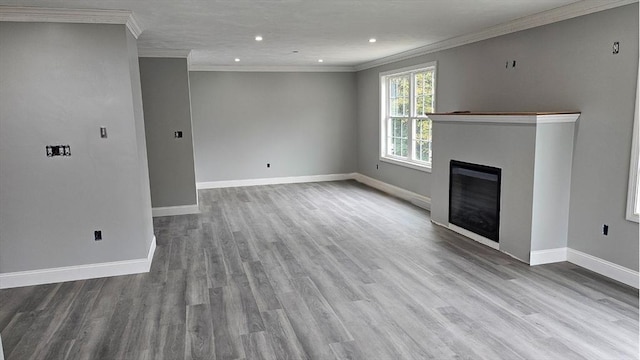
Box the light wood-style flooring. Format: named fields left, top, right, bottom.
left=1, top=180, right=638, bottom=359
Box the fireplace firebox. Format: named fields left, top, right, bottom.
left=449, top=160, right=501, bottom=242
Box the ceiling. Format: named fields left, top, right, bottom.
left=0, top=0, right=634, bottom=70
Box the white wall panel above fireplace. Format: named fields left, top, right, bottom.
left=429, top=112, right=579, bottom=264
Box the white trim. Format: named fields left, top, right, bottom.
left=626, top=65, right=639, bottom=222
left=535, top=114, right=581, bottom=124
left=152, top=204, right=200, bottom=217
left=0, top=6, right=143, bottom=38
left=0, top=236, right=156, bottom=289
left=352, top=173, right=431, bottom=210
left=188, top=64, right=355, bottom=73
left=138, top=48, right=191, bottom=58
left=355, top=0, right=637, bottom=71
left=530, top=247, right=568, bottom=265
left=567, top=248, right=639, bottom=289
left=428, top=113, right=580, bottom=125
left=448, top=223, right=500, bottom=250
left=125, top=15, right=142, bottom=39
left=197, top=173, right=354, bottom=189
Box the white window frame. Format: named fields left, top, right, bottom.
left=626, top=67, right=639, bottom=223
left=380, top=62, right=437, bottom=173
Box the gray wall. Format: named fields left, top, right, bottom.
left=0, top=23, right=154, bottom=272
left=139, top=58, right=198, bottom=208
left=356, top=4, right=639, bottom=270
left=189, top=72, right=357, bottom=182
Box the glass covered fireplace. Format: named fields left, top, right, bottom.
left=449, top=160, right=501, bottom=242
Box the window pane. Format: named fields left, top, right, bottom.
left=414, top=118, right=431, bottom=141
left=391, top=118, right=402, bottom=137
left=400, top=119, right=408, bottom=138
left=399, top=138, right=408, bottom=157
left=390, top=99, right=397, bottom=117
left=414, top=70, right=434, bottom=116
left=414, top=140, right=431, bottom=162
left=389, top=75, right=410, bottom=116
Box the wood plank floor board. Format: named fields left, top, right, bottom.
left=64, top=317, right=109, bottom=360
left=0, top=311, right=42, bottom=356
left=241, top=331, right=278, bottom=360
left=260, top=309, right=309, bottom=360
left=243, top=261, right=283, bottom=312
left=289, top=277, right=353, bottom=344
left=185, top=303, right=215, bottom=360
left=156, top=323, right=186, bottom=360
left=0, top=181, right=637, bottom=359
left=209, top=287, right=243, bottom=360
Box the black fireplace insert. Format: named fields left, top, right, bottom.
left=449, top=160, right=501, bottom=242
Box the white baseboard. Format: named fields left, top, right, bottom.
left=352, top=173, right=431, bottom=210
left=152, top=204, right=200, bottom=217
left=197, top=173, right=354, bottom=190
left=530, top=247, right=568, bottom=265
left=448, top=223, right=500, bottom=250
left=0, top=236, right=156, bottom=289
left=567, top=248, right=639, bottom=289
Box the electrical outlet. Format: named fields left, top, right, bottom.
left=267, top=163, right=271, bottom=168
left=613, top=42, right=619, bottom=54
left=174, top=131, right=183, bottom=138
left=100, top=127, right=108, bottom=138
left=94, top=230, right=102, bottom=241
left=46, top=145, right=71, bottom=157
left=602, top=224, right=609, bottom=236
left=376, top=164, right=379, bottom=170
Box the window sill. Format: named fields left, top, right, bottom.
left=380, top=156, right=432, bottom=173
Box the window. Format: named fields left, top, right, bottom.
left=380, top=62, right=436, bottom=171
left=626, top=69, right=639, bottom=222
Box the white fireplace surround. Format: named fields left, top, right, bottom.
left=429, top=112, right=580, bottom=264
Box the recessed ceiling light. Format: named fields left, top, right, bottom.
left=369, top=38, right=377, bottom=43
left=234, top=58, right=240, bottom=62
left=318, top=59, right=324, bottom=63
left=255, top=35, right=263, bottom=41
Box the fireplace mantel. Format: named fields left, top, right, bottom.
left=428, top=112, right=580, bottom=124
left=429, top=111, right=581, bottom=265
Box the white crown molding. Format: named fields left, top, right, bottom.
left=188, top=64, right=356, bottom=73
left=0, top=6, right=143, bottom=38
left=355, top=0, right=638, bottom=71
left=126, top=15, right=142, bottom=39
left=138, top=48, right=192, bottom=58
left=0, top=236, right=156, bottom=289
